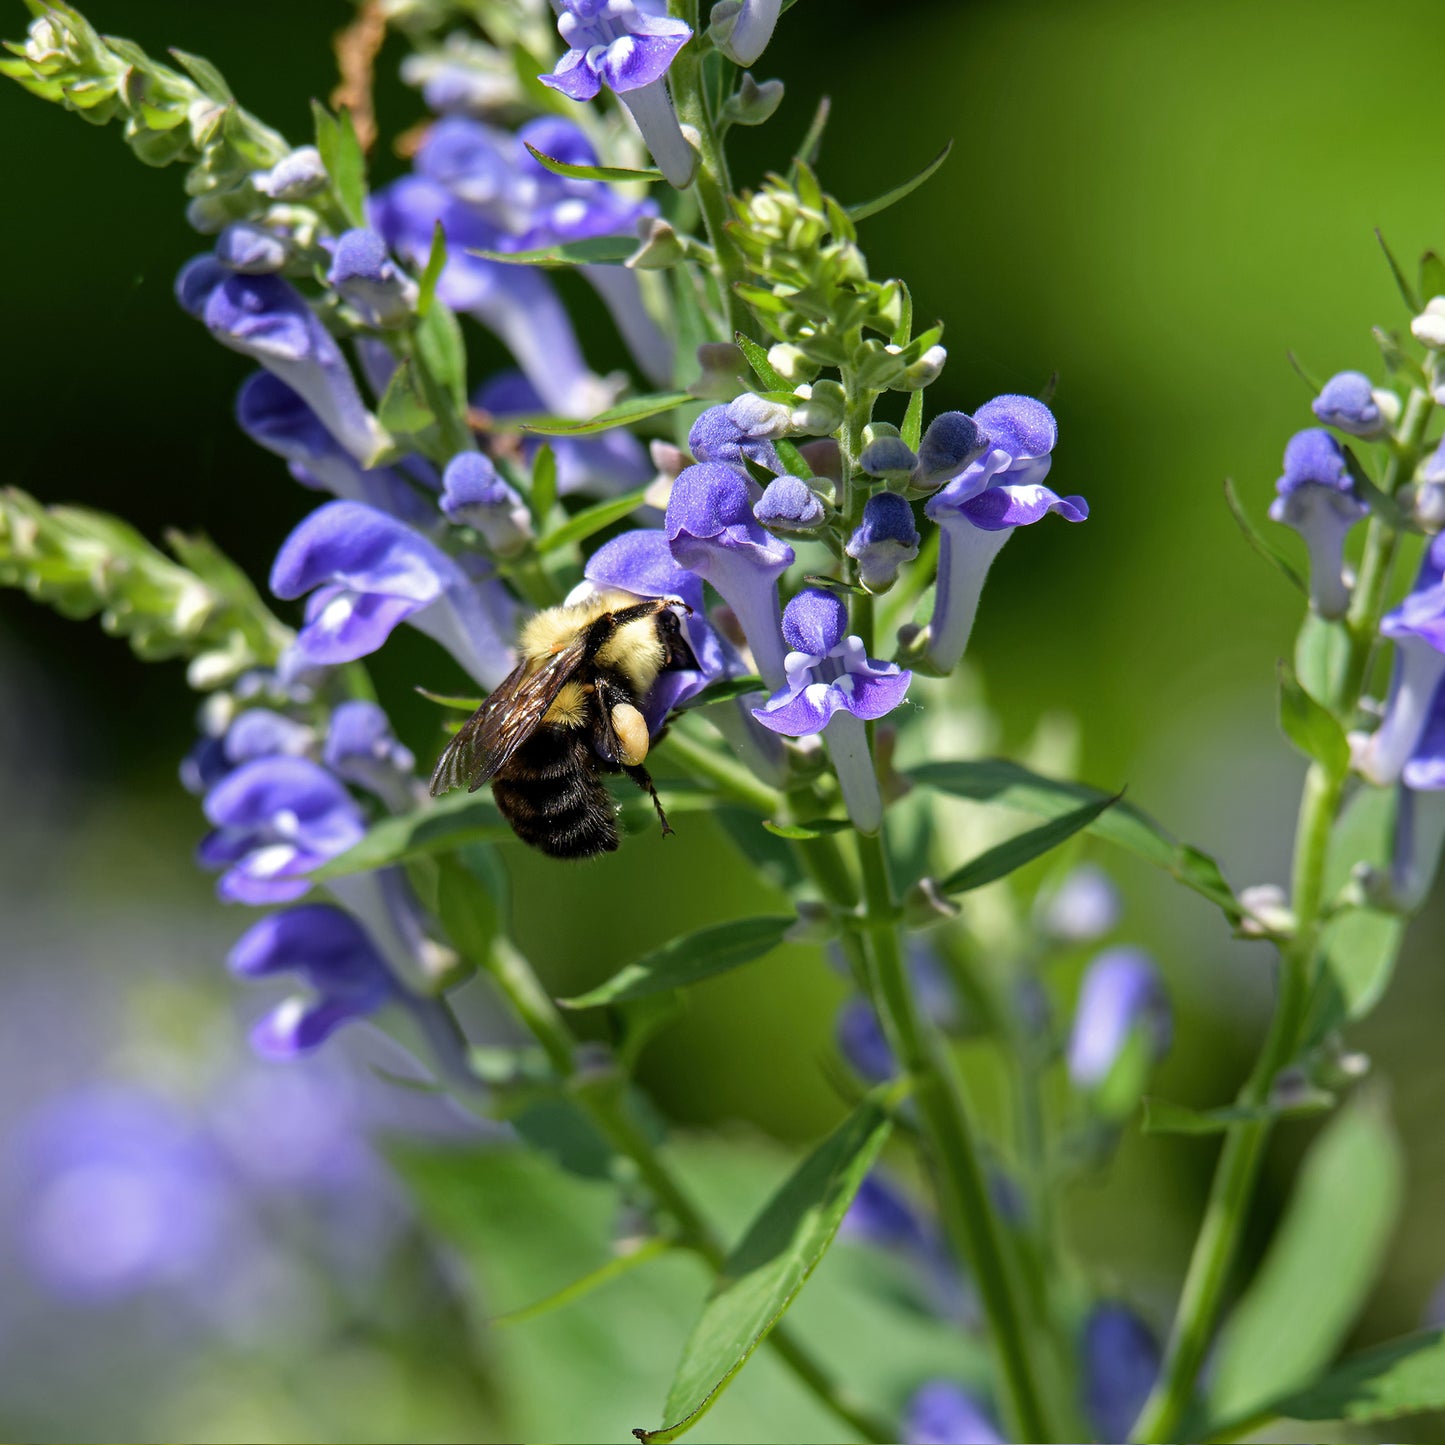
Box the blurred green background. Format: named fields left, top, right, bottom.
left=5, top=0, right=1445, bottom=1439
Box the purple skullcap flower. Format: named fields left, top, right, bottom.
left=175, top=257, right=386, bottom=465
left=223, top=707, right=316, bottom=764
left=901, top=1382, right=1005, bottom=1445
left=228, top=904, right=397, bottom=1058
left=440, top=451, right=534, bottom=557
left=327, top=227, right=418, bottom=329
left=477, top=372, right=652, bottom=498
left=1082, top=1303, right=1161, bottom=1445
left=1037, top=863, right=1122, bottom=944
left=923, top=396, right=1082, bottom=674
left=323, top=700, right=417, bottom=812
left=688, top=400, right=787, bottom=475
left=583, top=527, right=727, bottom=727
left=251, top=145, right=327, bottom=200
left=235, top=372, right=433, bottom=524
left=18, top=1087, right=230, bottom=1300
left=1312, top=370, right=1388, bottom=439
left=214, top=221, right=290, bottom=274
left=754, top=475, right=826, bottom=532
left=846, top=491, right=921, bottom=592
left=841, top=1173, right=931, bottom=1252
left=912, top=410, right=991, bottom=490
left=371, top=178, right=602, bottom=417
left=836, top=996, right=894, bottom=1083
left=709, top=0, right=781, bottom=64
left=414, top=115, right=517, bottom=214
left=400, top=35, right=517, bottom=115
left=1067, top=947, right=1171, bottom=1090
left=199, top=756, right=367, bottom=904
left=512, top=116, right=656, bottom=248
left=539, top=1, right=697, bottom=188
left=752, top=588, right=911, bottom=833
left=270, top=500, right=516, bottom=690
left=180, top=734, right=231, bottom=796
left=1269, top=428, right=1367, bottom=619
left=1354, top=534, right=1445, bottom=785
left=666, top=461, right=794, bottom=689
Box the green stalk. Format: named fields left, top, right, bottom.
left=659, top=721, right=782, bottom=813
left=667, top=1, right=751, bottom=338
left=1132, top=386, right=1434, bottom=1443
left=462, top=936, right=891, bottom=1443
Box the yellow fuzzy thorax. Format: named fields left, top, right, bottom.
left=519, top=589, right=668, bottom=717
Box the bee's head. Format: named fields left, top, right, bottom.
left=655, top=600, right=700, bottom=673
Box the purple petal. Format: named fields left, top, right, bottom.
left=782, top=587, right=847, bottom=655
left=958, top=483, right=1089, bottom=531
left=539, top=48, right=603, bottom=100
left=751, top=679, right=839, bottom=735
left=843, top=665, right=912, bottom=721
left=598, top=29, right=690, bottom=92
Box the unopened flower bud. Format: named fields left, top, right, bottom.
left=766, top=343, right=818, bottom=385
left=627, top=216, right=687, bottom=271
left=215, top=222, right=291, bottom=274
left=859, top=423, right=918, bottom=480
left=252, top=146, right=328, bottom=201
left=846, top=492, right=920, bottom=593
left=1237, top=883, right=1295, bottom=939
left=1311, top=370, right=1389, bottom=438
left=440, top=452, right=534, bottom=557
left=728, top=391, right=793, bottom=439
left=790, top=379, right=845, bottom=434
left=754, top=475, right=827, bottom=532
left=722, top=71, right=785, bottom=127
left=901, top=343, right=948, bottom=390
left=1414, top=297, right=1445, bottom=348
left=913, top=410, right=991, bottom=489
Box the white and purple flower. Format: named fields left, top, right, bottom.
left=440, top=451, right=535, bottom=557
left=846, top=491, right=920, bottom=593
left=1269, top=428, right=1367, bottom=620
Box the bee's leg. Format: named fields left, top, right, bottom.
left=624, top=762, right=673, bottom=837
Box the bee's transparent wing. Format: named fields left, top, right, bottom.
left=428, top=639, right=590, bottom=796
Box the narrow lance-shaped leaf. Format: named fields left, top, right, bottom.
left=1277, top=660, right=1349, bottom=773
left=311, top=99, right=367, bottom=229
left=520, top=392, right=695, bottom=437
left=1141, top=1093, right=1332, bottom=1136
left=534, top=485, right=652, bottom=555
left=733, top=330, right=788, bottom=391
left=909, top=758, right=1242, bottom=922
left=846, top=140, right=954, bottom=223
left=1223, top=478, right=1306, bottom=594
left=637, top=1090, right=897, bottom=1443
left=560, top=916, right=794, bottom=1008
left=311, top=792, right=509, bottom=880
left=1377, top=228, right=1421, bottom=314
left=467, top=235, right=640, bottom=268
left=523, top=141, right=663, bottom=184
left=939, top=792, right=1119, bottom=895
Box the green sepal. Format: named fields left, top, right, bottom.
left=1277, top=660, right=1349, bottom=773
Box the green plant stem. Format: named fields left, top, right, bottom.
left=668, top=3, right=750, bottom=338
left=468, top=938, right=891, bottom=1443
left=1131, top=392, right=1433, bottom=1442
left=854, top=831, right=1054, bottom=1443
left=660, top=721, right=782, bottom=813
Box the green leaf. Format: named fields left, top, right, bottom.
left=311, top=792, right=508, bottom=879
left=436, top=853, right=499, bottom=965
left=1341, top=445, right=1410, bottom=531
left=415, top=686, right=484, bottom=711
left=938, top=793, right=1119, bottom=895
left=530, top=443, right=558, bottom=523
left=1420, top=248, right=1445, bottom=304
left=639, top=1093, right=896, bottom=1443
left=495, top=1235, right=679, bottom=1326
left=521, top=392, right=694, bottom=437
left=311, top=99, right=367, bottom=228
left=523, top=140, right=663, bottom=184
left=1377, top=228, right=1421, bottom=313
left=1277, top=661, right=1349, bottom=772
left=559, top=916, right=794, bottom=1008
left=675, top=674, right=766, bottom=709
left=377, top=356, right=434, bottom=439
left=762, top=818, right=853, bottom=841
left=467, top=235, right=640, bottom=268
left=909, top=758, right=1242, bottom=922
left=1204, top=1093, right=1404, bottom=1428
left=846, top=141, right=953, bottom=223
left=167, top=48, right=232, bottom=102
left=734, top=331, right=788, bottom=391
left=1223, top=478, right=1306, bottom=593
left=793, top=94, right=830, bottom=170
left=901, top=387, right=924, bottom=451
left=1142, top=1093, right=1332, bottom=1136
left=1214, top=1328, right=1445, bottom=1437
left=774, top=438, right=814, bottom=478
left=534, top=485, right=651, bottom=555
left=417, top=221, right=448, bottom=317
left=1294, top=612, right=1348, bottom=704
left=415, top=298, right=469, bottom=416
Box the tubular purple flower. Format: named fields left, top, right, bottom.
left=836, top=996, right=894, bottom=1083
left=371, top=177, right=602, bottom=416
left=1354, top=535, right=1445, bottom=785
left=327, top=228, right=418, bottom=328
left=539, top=1, right=697, bottom=188
left=846, top=491, right=920, bottom=592
left=236, top=373, right=433, bottom=525
left=175, top=257, right=386, bottom=465
left=751, top=588, right=911, bottom=832
left=1067, top=947, right=1171, bottom=1090
left=841, top=1174, right=931, bottom=1253
left=1082, top=1303, right=1161, bottom=1445
left=270, top=500, right=517, bottom=690
left=754, top=475, right=826, bottom=532
left=923, top=395, right=1083, bottom=673
left=223, top=707, right=316, bottom=764
left=1269, top=428, right=1367, bottom=619
left=323, top=700, right=418, bottom=813
left=440, top=451, right=535, bottom=557
left=902, top=1382, right=1005, bottom=1445
left=228, top=904, right=397, bottom=1058
left=476, top=372, right=652, bottom=497
left=666, top=462, right=794, bottom=690
left=709, top=0, right=781, bottom=65
left=688, top=400, right=788, bottom=474
left=1363, top=682, right=1445, bottom=911
left=199, top=756, right=367, bottom=904
left=1036, top=863, right=1121, bottom=943
left=1312, top=370, right=1388, bottom=439
left=911, top=409, right=990, bottom=490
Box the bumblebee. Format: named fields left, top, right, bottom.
left=428, top=590, right=699, bottom=859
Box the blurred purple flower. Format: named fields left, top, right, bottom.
left=1082, top=1302, right=1160, bottom=1444
left=1036, top=864, right=1121, bottom=944
left=199, top=756, right=366, bottom=905
left=902, top=1381, right=1005, bottom=1445
left=1269, top=428, right=1366, bottom=619
left=1067, top=947, right=1171, bottom=1090
left=323, top=701, right=418, bottom=813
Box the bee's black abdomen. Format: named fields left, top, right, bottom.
left=491, top=727, right=618, bottom=859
